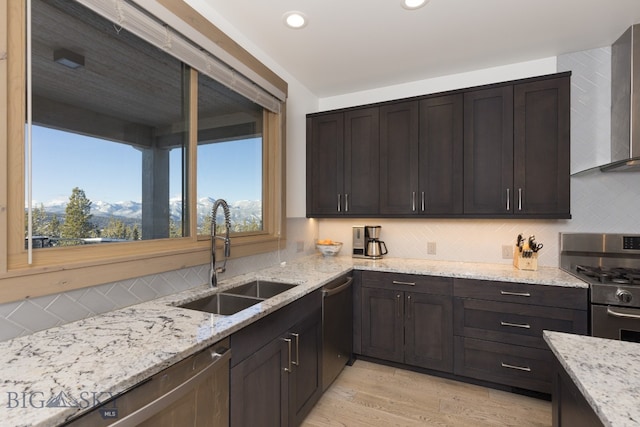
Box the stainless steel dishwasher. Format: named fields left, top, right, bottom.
left=322, top=275, right=354, bottom=391
left=64, top=338, right=230, bottom=427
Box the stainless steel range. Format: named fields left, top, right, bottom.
left=560, top=233, right=640, bottom=342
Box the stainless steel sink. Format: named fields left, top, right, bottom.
left=179, top=293, right=262, bottom=315
left=223, top=280, right=296, bottom=299
left=178, top=280, right=297, bottom=315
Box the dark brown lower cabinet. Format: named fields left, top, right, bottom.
left=453, top=278, right=588, bottom=394
left=552, top=358, right=603, bottom=427
left=454, top=337, right=554, bottom=393
left=230, top=291, right=322, bottom=427
left=359, top=272, right=453, bottom=373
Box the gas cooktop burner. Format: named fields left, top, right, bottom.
left=576, top=265, right=640, bottom=285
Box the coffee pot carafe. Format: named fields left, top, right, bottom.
left=366, top=239, right=388, bottom=259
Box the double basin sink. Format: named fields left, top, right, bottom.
left=178, top=280, right=297, bottom=316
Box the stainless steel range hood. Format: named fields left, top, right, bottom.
left=602, top=24, right=640, bottom=172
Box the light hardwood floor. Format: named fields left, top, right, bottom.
left=302, top=360, right=551, bottom=427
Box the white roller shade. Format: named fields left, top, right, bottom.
left=76, top=0, right=282, bottom=113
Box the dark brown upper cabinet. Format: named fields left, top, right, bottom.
left=463, top=86, right=515, bottom=215
left=307, top=72, right=571, bottom=219
left=418, top=94, right=464, bottom=215
left=306, top=108, right=379, bottom=217
left=380, top=95, right=463, bottom=216
left=464, top=74, right=570, bottom=218
left=513, top=76, right=570, bottom=217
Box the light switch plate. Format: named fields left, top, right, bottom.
left=427, top=241, right=436, bottom=255
left=502, top=245, right=513, bottom=259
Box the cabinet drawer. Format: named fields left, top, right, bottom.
left=454, top=337, right=553, bottom=394
left=453, top=278, right=587, bottom=310
left=454, top=298, right=587, bottom=349
left=362, top=271, right=452, bottom=295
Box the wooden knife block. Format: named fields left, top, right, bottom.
left=513, top=246, right=538, bottom=271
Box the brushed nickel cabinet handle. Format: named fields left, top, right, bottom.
left=392, top=280, right=416, bottom=286
left=396, top=294, right=401, bottom=318
left=500, top=290, right=531, bottom=297
left=337, top=194, right=341, bottom=212
left=421, top=191, right=425, bottom=212
left=500, top=321, right=531, bottom=329
left=291, top=333, right=300, bottom=366
left=501, top=362, right=531, bottom=372
left=518, top=188, right=522, bottom=211
left=283, top=338, right=292, bottom=373
left=345, top=193, right=349, bottom=212
left=506, top=188, right=510, bottom=211
left=412, top=192, right=416, bottom=212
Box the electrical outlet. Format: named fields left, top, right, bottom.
left=427, top=241, right=436, bottom=255
left=502, top=245, right=513, bottom=259
left=296, top=241, right=304, bottom=253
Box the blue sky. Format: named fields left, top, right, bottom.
left=31, top=126, right=261, bottom=205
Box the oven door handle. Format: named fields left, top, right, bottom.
left=607, top=307, right=640, bottom=320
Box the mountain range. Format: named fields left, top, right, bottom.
left=32, top=197, right=262, bottom=225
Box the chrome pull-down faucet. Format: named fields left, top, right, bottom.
left=210, top=199, right=231, bottom=287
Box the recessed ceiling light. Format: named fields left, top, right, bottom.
left=283, top=11, right=307, bottom=29
left=401, top=0, right=429, bottom=10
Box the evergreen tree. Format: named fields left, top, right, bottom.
left=60, top=187, right=94, bottom=244
left=49, top=214, right=61, bottom=238
left=132, top=224, right=140, bottom=241
left=103, top=217, right=131, bottom=240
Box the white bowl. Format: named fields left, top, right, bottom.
left=316, top=242, right=343, bottom=256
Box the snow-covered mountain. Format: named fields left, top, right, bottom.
left=34, top=197, right=262, bottom=224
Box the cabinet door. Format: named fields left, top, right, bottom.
left=361, top=287, right=404, bottom=362
left=344, top=108, right=380, bottom=215
left=306, top=113, right=344, bottom=216
left=514, top=76, right=570, bottom=217
left=230, top=337, right=289, bottom=427
left=404, top=292, right=453, bottom=372
left=463, top=86, right=514, bottom=214
left=379, top=101, right=419, bottom=215
left=288, top=309, right=323, bottom=426
left=419, top=94, right=463, bottom=215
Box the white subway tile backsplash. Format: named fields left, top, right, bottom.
left=45, top=294, right=92, bottom=324
left=76, top=288, right=117, bottom=314
left=8, top=300, right=63, bottom=332
left=0, top=318, right=27, bottom=342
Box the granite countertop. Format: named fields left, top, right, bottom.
left=544, top=331, right=640, bottom=427
left=0, top=255, right=585, bottom=426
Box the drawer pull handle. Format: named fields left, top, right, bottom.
left=501, top=362, right=531, bottom=372
left=500, top=291, right=531, bottom=297
left=392, top=280, right=416, bottom=286
left=500, top=321, right=531, bottom=329
left=283, top=338, right=292, bottom=373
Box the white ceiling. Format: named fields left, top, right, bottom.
left=191, top=0, right=640, bottom=98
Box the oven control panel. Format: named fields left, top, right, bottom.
left=623, top=236, right=640, bottom=250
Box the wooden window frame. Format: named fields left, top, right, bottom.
left=0, top=0, right=287, bottom=304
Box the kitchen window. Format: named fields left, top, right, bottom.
left=0, top=0, right=287, bottom=302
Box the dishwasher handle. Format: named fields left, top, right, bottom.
left=322, top=276, right=354, bottom=298
left=109, top=346, right=231, bottom=427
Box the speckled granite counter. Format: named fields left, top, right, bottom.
left=0, top=255, right=585, bottom=426
left=544, top=331, right=640, bottom=427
